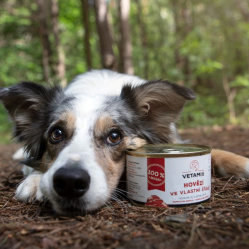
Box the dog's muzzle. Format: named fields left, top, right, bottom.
left=53, top=166, right=90, bottom=198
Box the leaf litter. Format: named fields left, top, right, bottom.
left=1, top=126, right=249, bottom=249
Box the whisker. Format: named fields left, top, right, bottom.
left=115, top=188, right=137, bottom=205
left=115, top=187, right=130, bottom=195
left=110, top=194, right=129, bottom=214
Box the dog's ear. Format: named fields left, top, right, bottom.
left=0, top=82, right=64, bottom=159
left=120, top=80, right=195, bottom=143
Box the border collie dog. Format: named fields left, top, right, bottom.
left=1, top=70, right=249, bottom=215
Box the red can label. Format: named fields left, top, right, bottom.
left=147, top=158, right=165, bottom=191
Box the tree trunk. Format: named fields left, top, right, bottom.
left=94, top=0, right=116, bottom=70
left=51, top=0, right=67, bottom=87
left=171, top=0, right=192, bottom=84
left=134, top=0, right=149, bottom=78
left=171, top=0, right=181, bottom=70
left=81, top=0, right=92, bottom=70
left=118, top=0, right=134, bottom=75
left=36, top=0, right=52, bottom=83
left=182, top=1, right=192, bottom=80
left=154, top=0, right=169, bottom=77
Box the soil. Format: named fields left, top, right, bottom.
left=1, top=126, right=249, bottom=249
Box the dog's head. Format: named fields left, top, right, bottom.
left=0, top=80, right=195, bottom=214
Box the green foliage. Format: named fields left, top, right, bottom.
left=1, top=0, right=249, bottom=144
left=0, top=105, right=12, bottom=144
left=231, top=75, right=249, bottom=88
left=180, top=95, right=228, bottom=128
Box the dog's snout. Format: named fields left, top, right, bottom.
left=53, top=167, right=90, bottom=198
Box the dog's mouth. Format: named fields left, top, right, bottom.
left=52, top=197, right=89, bottom=216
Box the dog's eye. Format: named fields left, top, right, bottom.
left=50, top=128, right=63, bottom=143
left=106, top=130, right=123, bottom=145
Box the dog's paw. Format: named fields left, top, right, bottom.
left=15, top=172, right=43, bottom=203
left=212, top=149, right=249, bottom=179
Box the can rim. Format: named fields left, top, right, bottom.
left=126, top=144, right=212, bottom=158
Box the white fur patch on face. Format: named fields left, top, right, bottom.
left=66, top=69, right=145, bottom=97
left=40, top=147, right=109, bottom=213
left=40, top=95, right=111, bottom=213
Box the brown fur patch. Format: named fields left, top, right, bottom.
left=45, top=111, right=76, bottom=168
left=40, top=151, right=56, bottom=172
left=126, top=137, right=147, bottom=150
left=59, top=112, right=76, bottom=134
left=93, top=114, right=122, bottom=194
left=94, top=114, right=147, bottom=195
left=94, top=114, right=115, bottom=137
left=95, top=146, right=125, bottom=195
left=212, top=149, right=249, bottom=178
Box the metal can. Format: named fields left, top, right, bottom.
left=126, top=144, right=211, bottom=207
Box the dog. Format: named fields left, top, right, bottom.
left=1, top=69, right=249, bottom=215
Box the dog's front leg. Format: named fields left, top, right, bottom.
left=15, top=169, right=44, bottom=203
left=212, top=149, right=249, bottom=179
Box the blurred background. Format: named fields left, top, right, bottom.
left=0, top=0, right=249, bottom=143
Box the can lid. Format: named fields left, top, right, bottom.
left=126, top=144, right=212, bottom=157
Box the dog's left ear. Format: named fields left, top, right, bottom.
left=0, top=82, right=64, bottom=159
left=120, top=80, right=196, bottom=143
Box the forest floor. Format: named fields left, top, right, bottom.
left=1, top=126, right=249, bottom=249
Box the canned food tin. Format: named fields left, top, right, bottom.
left=126, top=144, right=211, bottom=207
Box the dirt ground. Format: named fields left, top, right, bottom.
left=1, top=126, right=249, bottom=249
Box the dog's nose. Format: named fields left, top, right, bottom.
left=53, top=167, right=90, bottom=198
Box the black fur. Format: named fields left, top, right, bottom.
left=0, top=82, right=73, bottom=160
